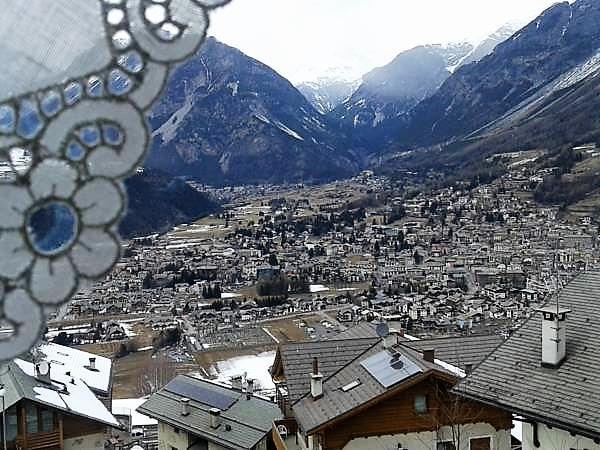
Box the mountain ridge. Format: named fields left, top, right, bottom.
left=147, top=37, right=360, bottom=185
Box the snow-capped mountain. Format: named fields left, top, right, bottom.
left=297, top=77, right=360, bottom=115
left=329, top=42, right=473, bottom=149
left=393, top=0, right=600, bottom=150
left=148, top=38, right=359, bottom=185
left=455, top=24, right=520, bottom=71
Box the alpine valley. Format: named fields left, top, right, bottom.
left=134, top=0, right=600, bottom=234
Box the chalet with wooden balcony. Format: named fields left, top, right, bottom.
left=0, top=351, right=120, bottom=450
left=270, top=331, right=511, bottom=450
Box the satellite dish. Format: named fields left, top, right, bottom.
left=376, top=321, right=390, bottom=338
left=37, top=361, right=50, bottom=376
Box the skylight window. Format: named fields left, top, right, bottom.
left=341, top=379, right=361, bottom=392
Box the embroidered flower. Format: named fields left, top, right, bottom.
left=0, top=158, right=123, bottom=305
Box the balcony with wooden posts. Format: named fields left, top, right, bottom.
left=15, top=429, right=62, bottom=450
left=272, top=418, right=302, bottom=450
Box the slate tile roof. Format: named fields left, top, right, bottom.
left=1, top=360, right=120, bottom=428
left=139, top=375, right=282, bottom=450
left=291, top=341, right=455, bottom=433
left=404, top=334, right=504, bottom=371
left=454, top=271, right=600, bottom=440
left=277, top=337, right=380, bottom=404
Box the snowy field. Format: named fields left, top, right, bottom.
left=209, top=351, right=276, bottom=391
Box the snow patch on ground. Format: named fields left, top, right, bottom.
left=372, top=111, right=386, bottom=127
left=153, top=97, right=194, bottom=144
left=227, top=80, right=239, bottom=96
left=209, top=351, right=276, bottom=391
left=310, top=284, right=330, bottom=293
left=112, top=398, right=157, bottom=427
left=274, top=121, right=304, bottom=141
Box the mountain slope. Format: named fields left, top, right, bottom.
left=148, top=37, right=359, bottom=185
left=397, top=0, right=600, bottom=149
left=120, top=169, right=219, bottom=238
left=455, top=24, right=519, bottom=70
left=297, top=77, right=359, bottom=115
left=330, top=43, right=473, bottom=150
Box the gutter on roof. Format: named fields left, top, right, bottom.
left=454, top=389, right=600, bottom=442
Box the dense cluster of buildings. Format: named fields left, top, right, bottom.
left=7, top=271, right=600, bottom=450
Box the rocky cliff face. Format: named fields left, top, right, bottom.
left=147, top=37, right=359, bottom=185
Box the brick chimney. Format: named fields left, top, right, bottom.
left=310, top=357, right=323, bottom=400
left=538, top=306, right=571, bottom=368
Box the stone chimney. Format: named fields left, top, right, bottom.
left=180, top=398, right=190, bottom=416
left=423, top=349, right=435, bottom=363
left=231, top=375, right=243, bottom=391
left=246, top=379, right=254, bottom=399
left=209, top=408, right=221, bottom=429
left=538, top=306, right=571, bottom=368
left=310, top=357, right=323, bottom=400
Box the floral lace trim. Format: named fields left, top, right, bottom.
left=0, top=0, right=229, bottom=360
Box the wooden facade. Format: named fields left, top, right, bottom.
left=2, top=400, right=105, bottom=450
left=314, top=375, right=511, bottom=450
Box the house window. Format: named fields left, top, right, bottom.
left=26, top=403, right=39, bottom=434
left=40, top=408, right=55, bottom=432
left=4, top=406, right=18, bottom=442
left=437, top=442, right=456, bottom=450
left=414, top=394, right=427, bottom=414
left=470, top=436, right=491, bottom=450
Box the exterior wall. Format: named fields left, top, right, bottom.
left=254, top=436, right=269, bottom=450
left=343, top=423, right=511, bottom=450
left=321, top=377, right=512, bottom=450
left=521, top=422, right=600, bottom=450
left=64, top=431, right=105, bottom=450
left=158, top=422, right=189, bottom=450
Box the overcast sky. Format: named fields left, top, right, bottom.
left=210, top=0, right=563, bottom=84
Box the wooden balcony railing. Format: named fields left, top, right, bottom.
left=15, top=430, right=61, bottom=449
left=273, top=419, right=300, bottom=450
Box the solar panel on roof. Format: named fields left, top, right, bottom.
left=360, top=350, right=422, bottom=388
left=164, top=379, right=236, bottom=410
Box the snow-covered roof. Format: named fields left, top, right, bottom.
left=9, top=359, right=120, bottom=428
left=112, top=398, right=158, bottom=427
left=36, top=342, right=112, bottom=394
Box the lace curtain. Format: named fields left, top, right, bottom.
left=0, top=0, right=229, bottom=361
